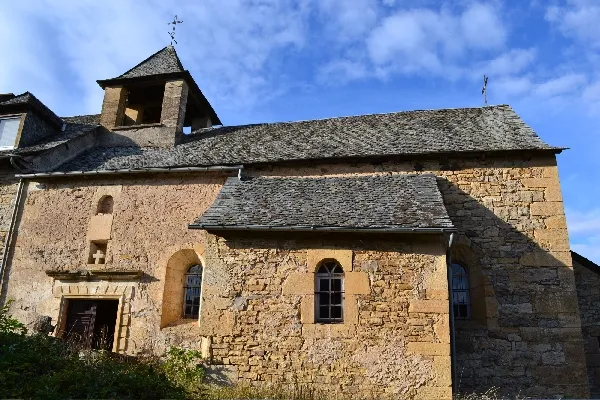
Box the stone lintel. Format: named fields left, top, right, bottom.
left=307, top=249, right=353, bottom=272
left=46, top=269, right=142, bottom=282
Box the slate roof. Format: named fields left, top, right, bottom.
left=54, top=105, right=558, bottom=173
left=0, top=92, right=63, bottom=128
left=0, top=115, right=100, bottom=156
left=191, top=174, right=455, bottom=232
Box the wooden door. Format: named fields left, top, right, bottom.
left=63, top=299, right=118, bottom=351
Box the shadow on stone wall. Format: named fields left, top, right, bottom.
left=436, top=178, right=588, bottom=398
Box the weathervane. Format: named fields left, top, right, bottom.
left=168, top=15, right=183, bottom=45
left=482, top=75, right=489, bottom=106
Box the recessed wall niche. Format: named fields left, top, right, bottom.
left=96, top=195, right=114, bottom=215
left=88, top=241, right=108, bottom=265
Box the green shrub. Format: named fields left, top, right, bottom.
left=0, top=300, right=26, bottom=335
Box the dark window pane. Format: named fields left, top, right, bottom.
left=319, top=279, right=329, bottom=291
left=331, top=293, right=342, bottom=305
left=319, top=306, right=329, bottom=319
left=331, top=306, right=342, bottom=319
left=331, top=279, right=342, bottom=292
left=319, top=293, right=330, bottom=306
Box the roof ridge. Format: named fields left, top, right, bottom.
left=190, top=104, right=512, bottom=134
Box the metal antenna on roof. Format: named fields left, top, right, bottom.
left=168, top=15, right=183, bottom=45
left=482, top=75, right=489, bottom=106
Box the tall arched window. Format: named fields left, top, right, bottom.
left=315, top=260, right=344, bottom=323
left=451, top=263, right=471, bottom=320
left=183, top=264, right=203, bottom=319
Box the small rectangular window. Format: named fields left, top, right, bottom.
left=0, top=117, right=20, bottom=149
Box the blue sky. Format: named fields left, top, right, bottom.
left=1, top=0, right=599, bottom=262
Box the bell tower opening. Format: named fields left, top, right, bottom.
left=122, top=83, right=165, bottom=126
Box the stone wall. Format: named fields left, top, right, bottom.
left=198, top=235, right=451, bottom=399
left=573, top=252, right=600, bottom=397
left=2, top=173, right=227, bottom=354
left=248, top=154, right=588, bottom=398
left=0, top=152, right=590, bottom=398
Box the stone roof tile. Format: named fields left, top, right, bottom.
left=55, top=105, right=557, bottom=172
left=191, top=174, right=455, bottom=231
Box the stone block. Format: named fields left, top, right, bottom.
left=415, top=386, right=452, bottom=400
left=409, top=299, right=448, bottom=314
left=161, top=80, right=188, bottom=130
left=345, top=272, right=370, bottom=294
left=522, top=178, right=554, bottom=188
left=425, top=289, right=448, bottom=300
left=530, top=202, right=564, bottom=216
left=433, top=356, right=452, bottom=386
left=545, top=185, right=563, bottom=202
left=545, top=215, right=567, bottom=229
left=520, top=250, right=571, bottom=267
left=307, top=249, right=353, bottom=271
left=87, top=214, right=113, bottom=241
left=434, top=316, right=450, bottom=343
left=282, top=273, right=313, bottom=295
left=534, top=228, right=568, bottom=243
left=100, top=86, right=128, bottom=129
left=345, top=294, right=358, bottom=325
left=407, top=342, right=450, bottom=356
left=301, top=295, right=314, bottom=324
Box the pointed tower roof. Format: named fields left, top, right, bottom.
left=116, top=46, right=184, bottom=79
left=97, top=46, right=221, bottom=125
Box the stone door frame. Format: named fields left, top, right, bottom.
left=52, top=282, right=134, bottom=353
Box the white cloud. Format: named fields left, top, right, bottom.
left=363, top=3, right=507, bottom=78
left=567, top=207, right=600, bottom=235
left=318, top=59, right=369, bottom=85
left=533, top=73, right=587, bottom=98
left=0, top=0, right=310, bottom=117
left=546, top=0, right=600, bottom=48
left=475, top=48, right=537, bottom=77
left=315, top=0, right=380, bottom=42
left=460, top=2, right=507, bottom=50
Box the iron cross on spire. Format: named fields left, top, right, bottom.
left=168, top=15, right=183, bottom=45
left=482, top=75, right=489, bottom=106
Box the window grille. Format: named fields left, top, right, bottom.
left=451, top=263, right=471, bottom=320
left=183, top=264, right=203, bottom=319
left=315, top=260, right=344, bottom=323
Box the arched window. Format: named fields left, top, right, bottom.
left=183, top=264, right=203, bottom=319
left=315, top=260, right=344, bottom=323
left=96, top=196, right=114, bottom=215
left=451, top=263, right=471, bottom=320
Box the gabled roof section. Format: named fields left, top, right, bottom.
left=50, top=104, right=560, bottom=173
left=190, top=174, right=456, bottom=233
left=0, top=92, right=63, bottom=128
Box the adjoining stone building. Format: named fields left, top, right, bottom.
left=0, top=46, right=597, bottom=398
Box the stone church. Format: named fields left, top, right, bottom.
left=0, top=46, right=598, bottom=399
